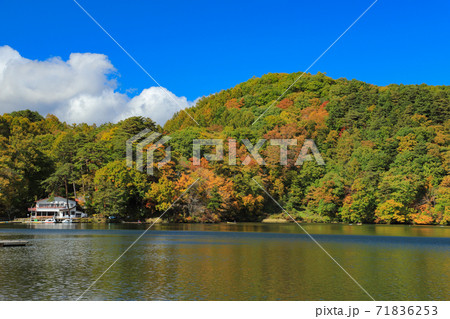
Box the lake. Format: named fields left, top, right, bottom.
left=0, top=223, right=449, bottom=301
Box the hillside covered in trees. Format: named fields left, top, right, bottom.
left=0, top=72, right=449, bottom=224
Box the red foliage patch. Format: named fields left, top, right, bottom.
left=276, top=98, right=294, bottom=109
left=225, top=98, right=244, bottom=109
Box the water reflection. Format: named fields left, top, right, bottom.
left=0, top=223, right=448, bottom=300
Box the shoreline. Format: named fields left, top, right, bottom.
left=3, top=219, right=448, bottom=227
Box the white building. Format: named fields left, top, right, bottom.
left=28, top=196, right=87, bottom=220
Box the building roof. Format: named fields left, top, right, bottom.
left=36, top=196, right=76, bottom=204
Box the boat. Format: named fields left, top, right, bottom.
left=61, top=219, right=72, bottom=224
left=43, top=218, right=55, bottom=224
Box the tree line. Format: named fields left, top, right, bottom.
left=0, top=72, right=449, bottom=224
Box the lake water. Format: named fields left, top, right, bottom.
left=0, top=223, right=449, bottom=301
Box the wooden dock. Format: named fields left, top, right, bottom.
left=0, top=240, right=29, bottom=247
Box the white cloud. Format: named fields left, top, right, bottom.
left=0, top=45, right=193, bottom=125
left=115, top=87, right=190, bottom=125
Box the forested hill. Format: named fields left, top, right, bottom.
left=165, top=72, right=449, bottom=131
left=164, top=72, right=449, bottom=224
left=0, top=72, right=449, bottom=224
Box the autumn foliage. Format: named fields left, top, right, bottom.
left=1, top=72, right=449, bottom=224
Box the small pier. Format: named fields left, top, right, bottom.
left=0, top=240, right=29, bottom=247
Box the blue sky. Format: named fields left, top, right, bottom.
left=1, top=0, right=449, bottom=124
